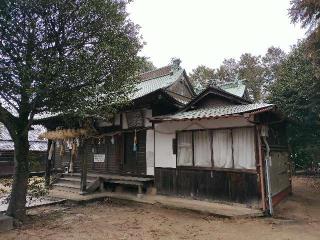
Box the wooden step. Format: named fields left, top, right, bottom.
left=53, top=182, right=80, bottom=189
left=59, top=177, right=95, bottom=185
left=106, top=180, right=144, bottom=186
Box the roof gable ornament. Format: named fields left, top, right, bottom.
left=170, top=58, right=181, bottom=73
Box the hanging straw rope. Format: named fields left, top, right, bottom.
left=39, top=128, right=88, bottom=140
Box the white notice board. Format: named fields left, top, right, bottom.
left=94, top=154, right=105, bottom=163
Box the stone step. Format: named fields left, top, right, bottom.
left=53, top=182, right=80, bottom=190
left=58, top=177, right=95, bottom=185
left=62, top=173, right=97, bottom=181
left=52, top=185, right=80, bottom=193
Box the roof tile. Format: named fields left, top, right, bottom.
left=138, top=65, right=172, bottom=82
left=131, top=68, right=184, bottom=100
left=152, top=103, right=274, bottom=121
left=0, top=124, right=47, bottom=151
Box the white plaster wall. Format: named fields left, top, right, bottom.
left=114, top=114, right=121, bottom=126
left=156, top=117, right=254, bottom=132
left=144, top=109, right=152, bottom=127
left=122, top=113, right=128, bottom=129
left=154, top=117, right=254, bottom=169
left=155, top=131, right=176, bottom=168
left=146, top=129, right=155, bottom=175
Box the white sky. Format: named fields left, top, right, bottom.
left=127, top=0, right=306, bottom=73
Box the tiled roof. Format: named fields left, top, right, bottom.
left=131, top=68, right=184, bottom=100
left=138, top=65, right=172, bottom=82
left=218, top=81, right=246, bottom=98
left=0, top=124, right=47, bottom=151
left=152, top=103, right=274, bottom=122
left=165, top=92, right=192, bottom=105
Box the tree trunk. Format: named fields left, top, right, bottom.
left=6, top=133, right=30, bottom=221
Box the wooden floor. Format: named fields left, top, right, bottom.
left=87, top=172, right=154, bottom=182
left=70, top=172, right=154, bottom=182
left=50, top=173, right=263, bottom=218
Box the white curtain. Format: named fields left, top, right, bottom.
left=194, top=131, right=212, bottom=167
left=212, top=129, right=233, bottom=168
left=177, top=132, right=193, bottom=166
left=232, top=128, right=256, bottom=169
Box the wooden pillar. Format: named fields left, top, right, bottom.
left=80, top=140, right=87, bottom=193
left=45, top=140, right=53, bottom=187
left=256, top=126, right=266, bottom=211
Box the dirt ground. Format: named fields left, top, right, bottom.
left=1, top=176, right=319, bottom=240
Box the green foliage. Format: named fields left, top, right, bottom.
left=28, top=154, right=44, bottom=172
left=289, top=0, right=320, bottom=29
left=289, top=0, right=320, bottom=74
left=0, top=0, right=143, bottom=121
left=214, top=58, right=239, bottom=83
left=262, top=47, right=286, bottom=91
left=137, top=57, right=156, bottom=74
left=28, top=177, right=48, bottom=199
left=191, top=47, right=286, bottom=101
left=189, top=65, right=216, bottom=92
left=0, top=178, right=12, bottom=196
left=0, top=177, right=48, bottom=202
left=238, top=53, right=264, bottom=101
left=0, top=0, right=142, bottom=219
left=269, top=43, right=320, bottom=168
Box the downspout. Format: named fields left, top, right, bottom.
left=262, top=132, right=273, bottom=216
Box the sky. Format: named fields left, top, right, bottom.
left=127, top=0, right=306, bottom=73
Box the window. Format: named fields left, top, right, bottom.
left=212, top=129, right=233, bottom=168
left=176, top=127, right=256, bottom=170
left=177, top=131, right=193, bottom=166
left=232, top=128, right=256, bottom=169
left=194, top=131, right=211, bottom=167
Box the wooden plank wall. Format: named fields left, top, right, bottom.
left=0, top=150, right=46, bottom=176
left=0, top=151, right=14, bottom=175
left=53, top=143, right=72, bottom=170
left=155, top=167, right=260, bottom=206
left=84, top=139, right=105, bottom=173
left=106, top=135, right=121, bottom=173
left=78, top=136, right=122, bottom=174
left=123, top=131, right=146, bottom=175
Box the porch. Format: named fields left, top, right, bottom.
left=48, top=184, right=263, bottom=218
left=51, top=172, right=154, bottom=196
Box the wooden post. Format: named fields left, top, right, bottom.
left=45, top=140, right=53, bottom=187
left=80, top=140, right=87, bottom=194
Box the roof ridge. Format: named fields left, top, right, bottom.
left=150, top=102, right=275, bottom=122
left=192, top=102, right=273, bottom=111
left=138, top=64, right=171, bottom=75
left=138, top=65, right=174, bottom=82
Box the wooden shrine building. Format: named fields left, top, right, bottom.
left=40, top=61, right=291, bottom=215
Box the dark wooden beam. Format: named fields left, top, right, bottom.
left=45, top=140, right=53, bottom=187
left=80, top=140, right=87, bottom=193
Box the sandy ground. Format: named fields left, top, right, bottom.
left=0, top=176, right=319, bottom=240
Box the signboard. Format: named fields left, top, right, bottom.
left=126, top=110, right=144, bottom=128
left=94, top=154, right=105, bottom=163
